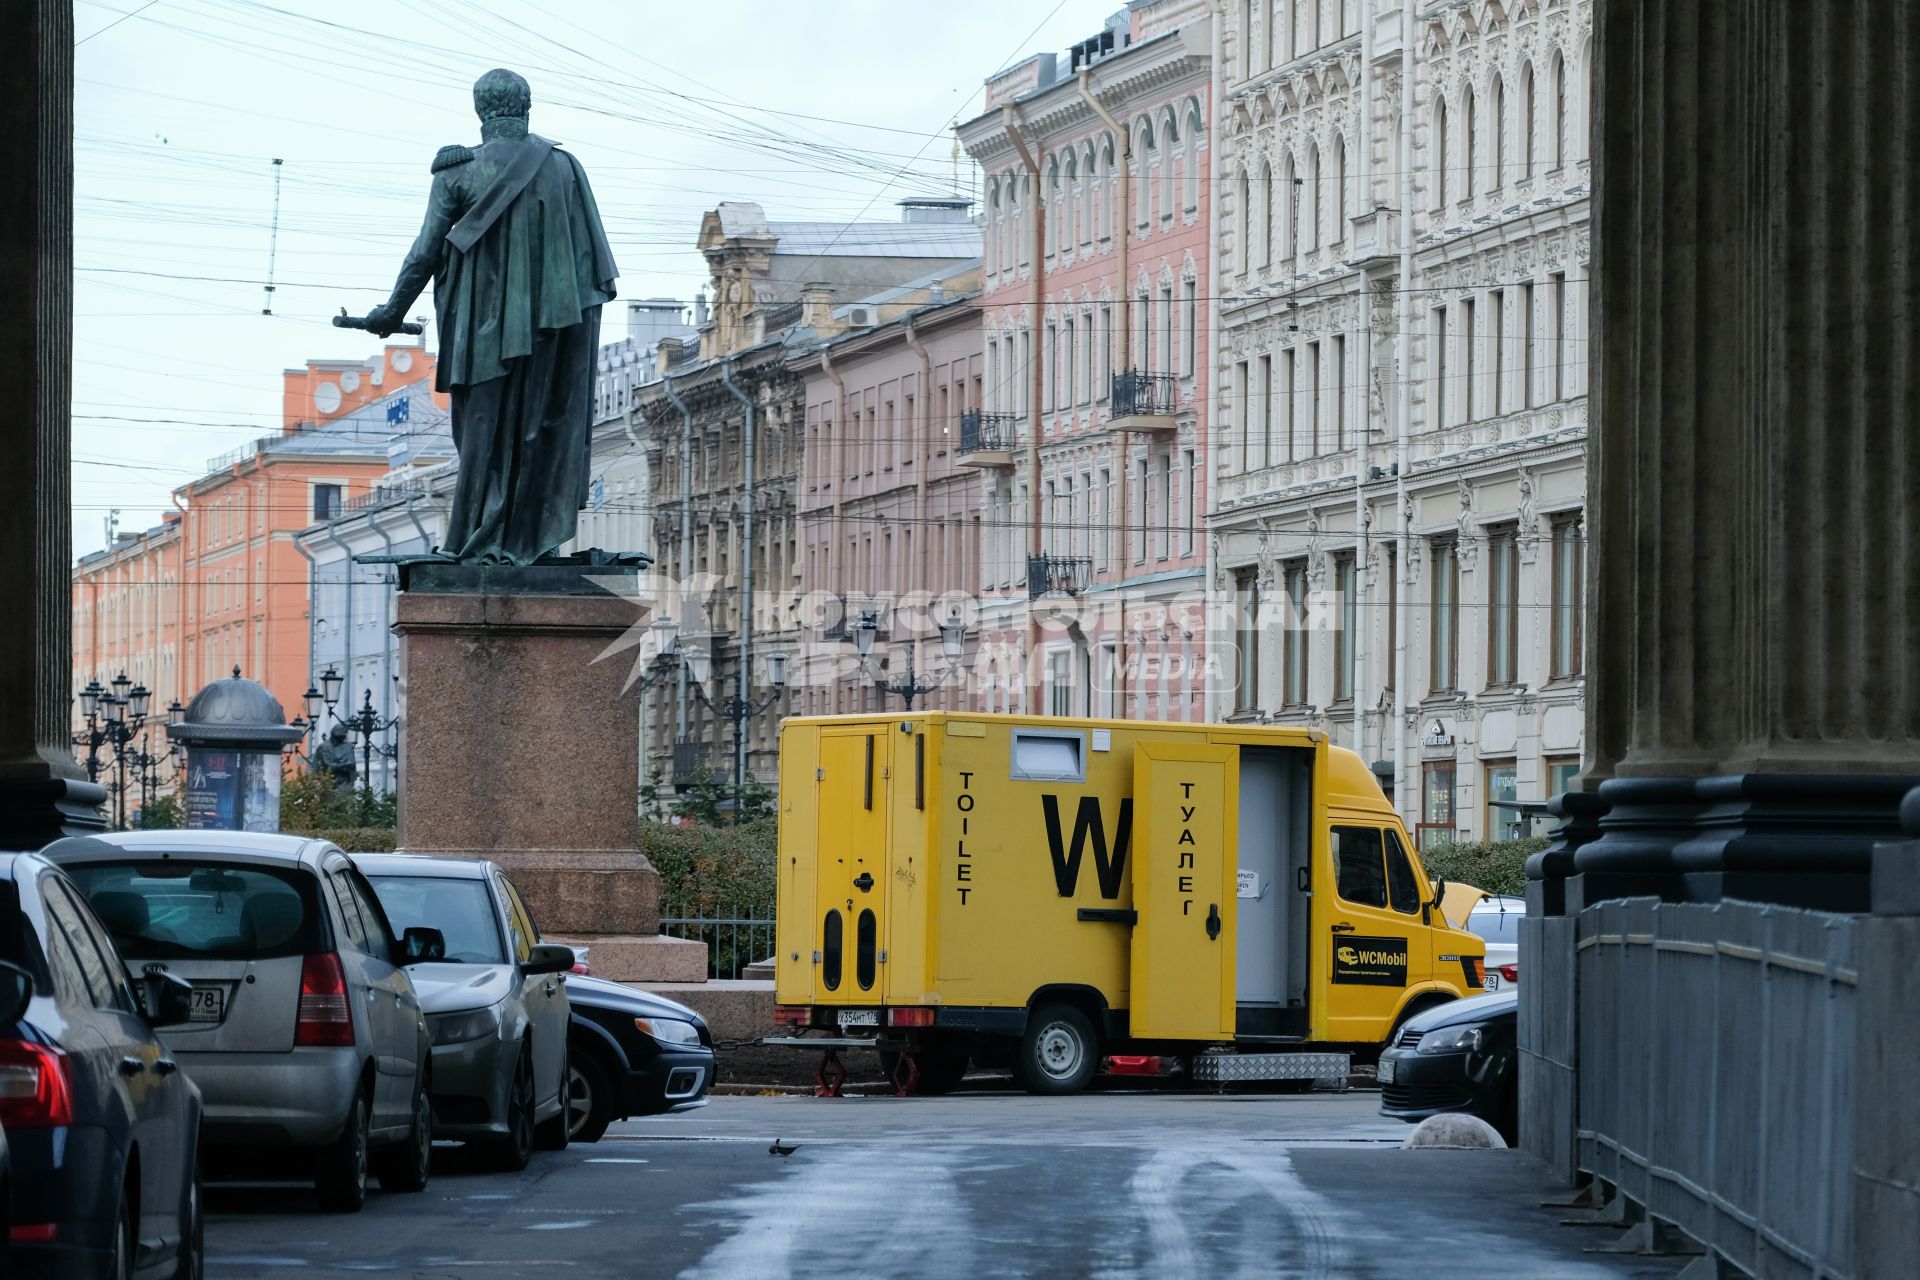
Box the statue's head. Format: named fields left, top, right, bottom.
left=328, top=723, right=349, bottom=745
left=473, top=68, right=531, bottom=124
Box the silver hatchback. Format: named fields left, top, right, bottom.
left=43, top=831, right=442, bottom=1212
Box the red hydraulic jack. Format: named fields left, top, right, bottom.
left=814, top=1049, right=849, bottom=1097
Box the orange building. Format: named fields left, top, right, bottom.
left=73, top=344, right=448, bottom=756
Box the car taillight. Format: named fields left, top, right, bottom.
left=0, top=1040, right=75, bottom=1128
left=772, top=1005, right=811, bottom=1027
left=887, top=1007, right=935, bottom=1028
left=570, top=962, right=592, bottom=976
left=1499, top=964, right=1520, bottom=983
left=295, top=952, right=354, bottom=1047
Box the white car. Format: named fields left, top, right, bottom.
left=1465, top=894, right=1524, bottom=990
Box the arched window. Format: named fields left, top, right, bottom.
left=1492, top=74, right=1506, bottom=189
left=1258, top=158, right=1275, bottom=268
left=1463, top=85, right=1476, bottom=200
left=1553, top=53, right=1568, bottom=168
left=1065, top=152, right=1080, bottom=252
left=1236, top=168, right=1252, bottom=275
left=1331, top=133, right=1347, bottom=242
left=1303, top=143, right=1321, bottom=251
left=1135, top=120, right=1155, bottom=230
left=1184, top=104, right=1203, bottom=212
left=1014, top=175, right=1028, bottom=269
left=1160, top=111, right=1179, bottom=222
left=1240, top=0, right=1254, bottom=79
left=1280, top=153, right=1297, bottom=260
left=1522, top=63, right=1537, bottom=177
left=1433, top=99, right=1449, bottom=210
left=1102, top=137, right=1117, bottom=240
left=987, top=179, right=1001, bottom=274
left=1046, top=158, right=1061, bottom=258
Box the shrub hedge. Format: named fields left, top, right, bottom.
left=1417, top=836, right=1548, bottom=898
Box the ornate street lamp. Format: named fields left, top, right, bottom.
left=319, top=666, right=344, bottom=710
left=682, top=641, right=787, bottom=821
left=79, top=679, right=103, bottom=719
left=861, top=609, right=968, bottom=711
left=128, top=682, right=151, bottom=721
left=167, top=699, right=186, bottom=726
left=110, top=670, right=131, bottom=705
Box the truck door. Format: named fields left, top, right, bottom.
left=815, top=727, right=889, bottom=1000
left=1321, top=823, right=1434, bottom=1041
left=1129, top=741, right=1238, bottom=1041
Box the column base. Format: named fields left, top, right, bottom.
left=0, top=770, right=108, bottom=852
left=1560, top=773, right=1919, bottom=913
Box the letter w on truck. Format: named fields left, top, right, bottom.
left=769, top=713, right=1486, bottom=1094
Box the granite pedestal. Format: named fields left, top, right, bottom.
left=392, top=562, right=704, bottom=981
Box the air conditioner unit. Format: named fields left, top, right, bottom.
left=845, top=305, right=878, bottom=329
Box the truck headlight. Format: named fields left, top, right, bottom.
left=635, top=1017, right=700, bottom=1047
left=1416, top=1025, right=1485, bottom=1055
left=430, top=1003, right=502, bottom=1046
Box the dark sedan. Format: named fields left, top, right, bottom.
left=1376, top=991, right=1518, bottom=1143
left=0, top=852, right=204, bottom=1279
left=562, top=975, right=713, bottom=1142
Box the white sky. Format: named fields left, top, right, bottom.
left=71, top=0, right=1105, bottom=551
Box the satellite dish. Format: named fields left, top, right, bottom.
left=313, top=381, right=342, bottom=415
left=340, top=370, right=361, bottom=393
left=391, top=350, right=413, bottom=373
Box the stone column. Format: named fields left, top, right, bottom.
left=1525, top=0, right=1920, bottom=1179
left=1569, top=0, right=1920, bottom=911
left=0, top=1, right=107, bottom=850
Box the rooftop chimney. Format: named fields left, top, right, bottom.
left=898, top=196, right=975, bottom=224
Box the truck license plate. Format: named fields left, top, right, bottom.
left=189, top=986, right=224, bottom=1022
left=1377, top=1057, right=1396, bottom=1084
left=838, top=1009, right=877, bottom=1029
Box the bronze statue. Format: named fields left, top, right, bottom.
left=312, top=722, right=356, bottom=789
left=358, top=69, right=618, bottom=564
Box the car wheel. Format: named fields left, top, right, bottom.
left=171, top=1170, right=204, bottom=1280
left=534, top=1061, right=571, bottom=1152
left=314, top=1092, right=370, bottom=1213
left=485, top=1046, right=535, bottom=1171
left=1014, top=1004, right=1098, bottom=1095
left=374, top=1081, right=432, bottom=1192
left=564, top=1048, right=614, bottom=1144
left=104, top=1180, right=134, bottom=1280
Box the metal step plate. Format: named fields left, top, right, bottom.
left=1190, top=1051, right=1351, bottom=1084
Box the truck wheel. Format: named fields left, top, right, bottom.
left=1015, top=1004, right=1098, bottom=1095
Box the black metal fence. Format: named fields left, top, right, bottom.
left=1027, top=553, right=1092, bottom=598
left=958, top=409, right=1018, bottom=454
left=659, top=904, right=776, bottom=981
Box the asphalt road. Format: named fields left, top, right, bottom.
left=206, top=1091, right=1688, bottom=1279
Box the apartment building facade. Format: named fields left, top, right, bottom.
left=792, top=268, right=984, bottom=716
left=958, top=0, right=1215, bottom=721
left=1208, top=0, right=1592, bottom=843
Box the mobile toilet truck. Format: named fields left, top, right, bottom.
left=770, top=713, right=1487, bottom=1094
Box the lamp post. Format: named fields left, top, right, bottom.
left=73, top=672, right=160, bottom=829
left=683, top=640, right=788, bottom=822
left=855, top=610, right=967, bottom=711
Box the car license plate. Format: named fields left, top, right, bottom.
left=838, top=1009, right=877, bottom=1029
left=1377, top=1056, right=1397, bottom=1085
left=189, top=985, right=224, bottom=1023
left=1483, top=973, right=1502, bottom=991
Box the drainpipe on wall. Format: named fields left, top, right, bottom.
left=661, top=374, right=695, bottom=745
left=1079, top=66, right=1135, bottom=716
left=1393, top=9, right=1416, bottom=829
left=901, top=317, right=936, bottom=672
left=820, top=348, right=848, bottom=714
left=374, top=510, right=398, bottom=794
left=292, top=534, right=319, bottom=759
left=1003, top=104, right=1046, bottom=713
left=719, top=361, right=755, bottom=795
left=1354, top=0, right=1375, bottom=758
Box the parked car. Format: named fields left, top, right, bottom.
left=1465, top=895, right=1523, bottom=990
left=44, top=831, right=441, bottom=1212
left=561, top=973, right=714, bottom=1142
left=1376, top=990, right=1519, bottom=1143
left=0, top=852, right=204, bottom=1278
left=355, top=855, right=574, bottom=1168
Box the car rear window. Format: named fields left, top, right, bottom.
left=1471, top=905, right=1521, bottom=945
left=64, top=860, right=323, bottom=961
left=366, top=875, right=505, bottom=965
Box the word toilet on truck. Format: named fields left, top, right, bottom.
left=768, top=713, right=1487, bottom=1095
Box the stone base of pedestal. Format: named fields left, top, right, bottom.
left=551, top=933, right=709, bottom=983
left=394, top=565, right=687, bottom=961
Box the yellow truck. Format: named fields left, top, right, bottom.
left=771, top=712, right=1486, bottom=1094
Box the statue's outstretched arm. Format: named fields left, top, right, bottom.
left=369, top=171, right=461, bottom=331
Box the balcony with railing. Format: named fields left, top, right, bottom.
left=671, top=739, right=713, bottom=787
left=1108, top=370, right=1179, bottom=432
left=1027, top=553, right=1092, bottom=598
left=956, top=409, right=1018, bottom=468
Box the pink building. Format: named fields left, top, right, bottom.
left=794, top=264, right=984, bottom=715
left=957, top=1, right=1214, bottom=720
